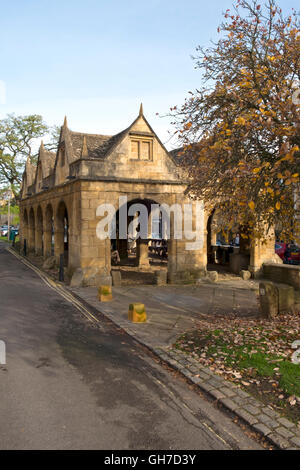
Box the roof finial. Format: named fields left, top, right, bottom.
left=81, top=135, right=88, bottom=158
left=139, top=102, right=143, bottom=116
left=63, top=115, right=68, bottom=128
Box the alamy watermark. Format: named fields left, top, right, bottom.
left=0, top=340, right=6, bottom=365
left=95, top=196, right=205, bottom=251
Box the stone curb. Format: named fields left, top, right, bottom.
left=154, top=348, right=300, bottom=451
left=6, top=247, right=300, bottom=451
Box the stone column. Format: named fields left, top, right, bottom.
left=167, top=197, right=207, bottom=283
left=137, top=239, right=150, bottom=268
left=35, top=227, right=43, bottom=256
left=249, top=226, right=278, bottom=278
left=28, top=225, right=35, bottom=253
left=54, top=227, right=64, bottom=264
left=43, top=228, right=52, bottom=258
left=19, top=214, right=24, bottom=250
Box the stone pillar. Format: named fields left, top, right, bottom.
left=207, top=227, right=218, bottom=264
left=35, top=227, right=43, bottom=256
left=19, top=213, right=25, bottom=250
left=249, top=226, right=278, bottom=278
left=211, top=229, right=217, bottom=246
left=79, top=216, right=112, bottom=287
left=28, top=225, right=35, bottom=253
left=167, top=198, right=207, bottom=283
left=54, top=228, right=64, bottom=264
left=43, top=229, right=52, bottom=258
left=137, top=239, right=150, bottom=268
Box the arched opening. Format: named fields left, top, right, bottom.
left=206, top=208, right=240, bottom=275
left=22, top=209, right=28, bottom=251
left=36, top=206, right=43, bottom=256
left=44, top=204, right=54, bottom=257
left=28, top=207, right=35, bottom=252
left=112, top=198, right=169, bottom=284
left=55, top=201, right=69, bottom=266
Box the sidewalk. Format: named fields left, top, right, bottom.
left=70, top=280, right=300, bottom=450
left=70, top=280, right=259, bottom=349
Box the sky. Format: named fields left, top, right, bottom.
left=0, top=0, right=298, bottom=149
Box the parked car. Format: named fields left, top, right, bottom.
left=288, top=245, right=300, bottom=265
left=275, top=242, right=300, bottom=265
left=0, top=225, right=19, bottom=238
left=1, top=225, right=8, bottom=237
left=275, top=242, right=286, bottom=260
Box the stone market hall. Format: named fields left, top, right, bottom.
left=19, top=105, right=278, bottom=286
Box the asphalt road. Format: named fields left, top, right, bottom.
left=0, top=242, right=262, bottom=450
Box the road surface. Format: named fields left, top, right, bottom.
left=0, top=242, right=262, bottom=450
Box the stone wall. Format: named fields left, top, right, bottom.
left=263, top=263, right=300, bottom=290
left=78, top=180, right=207, bottom=285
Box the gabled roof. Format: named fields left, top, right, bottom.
left=24, top=157, right=36, bottom=187
left=69, top=132, right=112, bottom=159
left=33, top=142, right=56, bottom=185
left=57, top=115, right=130, bottom=161
left=59, top=104, right=179, bottom=165
left=39, top=142, right=56, bottom=178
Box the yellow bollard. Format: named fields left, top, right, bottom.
left=128, top=303, right=147, bottom=323
left=98, top=285, right=112, bottom=302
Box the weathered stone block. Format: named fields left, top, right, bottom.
left=263, top=264, right=300, bottom=291
left=97, top=273, right=112, bottom=287
left=277, top=283, right=294, bottom=312
left=154, top=270, right=167, bottom=285
left=111, top=270, right=122, bottom=287
left=70, top=268, right=84, bottom=287
left=229, top=253, right=250, bottom=275
left=240, top=270, right=251, bottom=281
left=43, top=256, right=56, bottom=270
left=259, top=281, right=295, bottom=318
left=259, top=281, right=279, bottom=318
left=207, top=271, right=218, bottom=282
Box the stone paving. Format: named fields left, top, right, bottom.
left=71, top=281, right=259, bottom=348
left=69, top=281, right=300, bottom=450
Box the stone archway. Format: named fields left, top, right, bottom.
left=44, top=204, right=54, bottom=258
left=35, top=206, right=43, bottom=256
left=22, top=209, right=29, bottom=252
left=28, top=207, right=35, bottom=253
left=206, top=208, right=217, bottom=265
left=114, top=197, right=169, bottom=270
left=55, top=201, right=69, bottom=266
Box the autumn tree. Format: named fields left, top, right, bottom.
left=170, top=0, right=300, bottom=242
left=0, top=114, right=59, bottom=197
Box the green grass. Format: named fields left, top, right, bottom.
left=175, top=328, right=300, bottom=397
